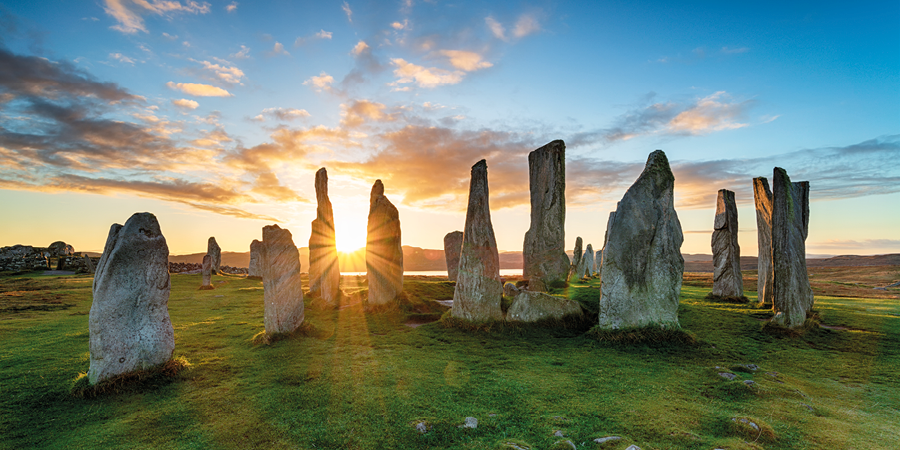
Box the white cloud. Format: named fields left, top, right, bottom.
left=342, top=1, right=352, bottom=23
left=172, top=98, right=199, bottom=109
left=667, top=91, right=749, bottom=134
left=166, top=82, right=233, bottom=97
left=485, top=16, right=506, bottom=40
left=295, top=30, right=333, bottom=46
left=161, top=32, right=177, bottom=40
left=391, top=58, right=464, bottom=88
left=226, top=2, right=237, bottom=12
left=315, top=29, right=332, bottom=39
left=103, top=0, right=211, bottom=34
left=351, top=40, right=369, bottom=56
left=258, top=107, right=311, bottom=121
left=439, top=50, right=492, bottom=71
left=109, top=52, right=135, bottom=64
left=230, top=45, right=250, bottom=59
left=512, top=14, right=540, bottom=38
left=303, top=72, right=334, bottom=92
left=391, top=19, right=408, bottom=30
left=191, top=59, right=245, bottom=84
left=268, top=42, right=289, bottom=56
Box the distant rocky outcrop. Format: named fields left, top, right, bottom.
left=261, top=225, right=305, bottom=334
left=207, top=237, right=221, bottom=275
left=88, top=212, right=174, bottom=385
left=366, top=180, right=403, bottom=307
left=711, top=189, right=743, bottom=298
left=443, top=231, right=464, bottom=282
left=308, top=168, right=340, bottom=305
left=599, top=150, right=684, bottom=330
left=452, top=160, right=504, bottom=321
left=522, top=140, right=570, bottom=292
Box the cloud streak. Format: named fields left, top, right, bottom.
left=166, top=82, right=232, bottom=97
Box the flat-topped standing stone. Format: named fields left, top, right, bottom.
left=599, top=150, right=684, bottom=330
left=366, top=180, right=403, bottom=307
left=567, top=237, right=583, bottom=283
left=711, top=189, right=743, bottom=298
left=753, top=178, right=774, bottom=308
left=522, top=140, right=570, bottom=292
left=207, top=237, right=221, bottom=275
left=261, top=225, right=304, bottom=334
left=443, top=231, right=464, bottom=282
left=308, top=168, right=340, bottom=306
left=581, top=244, right=595, bottom=278
left=771, top=168, right=813, bottom=327
left=200, top=254, right=214, bottom=290
left=248, top=239, right=262, bottom=279
left=88, top=212, right=174, bottom=384
left=452, top=160, right=504, bottom=321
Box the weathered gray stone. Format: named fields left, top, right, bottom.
left=711, top=189, right=743, bottom=298
left=599, top=211, right=616, bottom=273
left=248, top=239, right=262, bottom=279
left=506, top=290, right=583, bottom=323
left=200, top=254, right=213, bottom=289
left=463, top=417, right=478, bottom=428
left=581, top=243, right=595, bottom=278
left=366, top=180, right=403, bottom=307
left=594, top=250, right=601, bottom=276
left=503, top=281, right=521, bottom=298
left=88, top=212, right=174, bottom=385
left=207, top=237, right=221, bottom=275
left=443, top=231, right=464, bottom=282
left=451, top=160, right=504, bottom=321
left=753, top=178, right=774, bottom=307
left=48, top=241, right=74, bottom=256
left=83, top=254, right=95, bottom=273
left=522, top=140, right=570, bottom=291
left=771, top=167, right=813, bottom=327
left=308, top=167, right=340, bottom=305
left=593, top=436, right=622, bottom=444
left=598, top=150, right=684, bottom=330
left=566, top=237, right=583, bottom=283
left=261, top=225, right=305, bottom=334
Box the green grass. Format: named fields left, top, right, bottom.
left=0, top=273, right=898, bottom=449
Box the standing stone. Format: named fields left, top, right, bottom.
left=366, top=180, right=403, bottom=307
left=248, top=239, right=262, bottom=279
left=451, top=160, right=504, bottom=321
left=594, top=250, right=602, bottom=276
left=207, top=237, right=221, bottom=275
left=771, top=168, right=814, bottom=327
left=443, top=231, right=464, bottom=282
left=753, top=178, right=774, bottom=308
left=83, top=254, right=95, bottom=274
left=200, top=254, right=214, bottom=290
left=308, top=168, right=340, bottom=305
left=599, top=211, right=616, bottom=272
left=581, top=244, right=595, bottom=278
left=599, top=150, right=684, bottom=330
left=522, top=140, right=570, bottom=291
left=567, top=237, right=583, bottom=282
left=261, top=225, right=305, bottom=334
left=711, top=189, right=743, bottom=298
left=88, top=212, right=174, bottom=385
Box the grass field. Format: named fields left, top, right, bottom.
left=1, top=269, right=898, bottom=449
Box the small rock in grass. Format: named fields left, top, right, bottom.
left=489, top=413, right=497, bottom=417
left=550, top=439, right=576, bottom=450
left=415, top=422, right=427, bottom=433
left=801, top=403, right=814, bottom=412
left=718, top=372, right=737, bottom=380
left=741, top=364, right=759, bottom=371
left=625, top=445, right=641, bottom=450
left=498, top=441, right=532, bottom=450
left=743, top=380, right=756, bottom=386
left=593, top=436, right=622, bottom=444
left=553, top=430, right=564, bottom=437
left=732, top=417, right=759, bottom=431
left=462, top=417, right=477, bottom=428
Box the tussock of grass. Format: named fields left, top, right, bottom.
left=439, top=309, right=592, bottom=334
left=70, top=356, right=191, bottom=398
left=198, top=285, right=215, bottom=291
left=728, top=416, right=776, bottom=443
left=587, top=323, right=699, bottom=345
left=496, top=438, right=533, bottom=449
left=249, top=320, right=322, bottom=345
left=704, top=292, right=750, bottom=303
left=761, top=310, right=823, bottom=337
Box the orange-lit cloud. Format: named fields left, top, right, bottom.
left=189, top=59, right=245, bottom=84
left=439, top=50, right=493, bottom=71
left=391, top=58, right=464, bottom=88
left=303, top=72, right=334, bottom=92
left=351, top=40, right=369, bottom=56
left=340, top=100, right=393, bottom=127
left=103, top=0, right=211, bottom=34
left=166, top=82, right=233, bottom=97
left=667, top=91, right=749, bottom=134
left=172, top=98, right=199, bottom=109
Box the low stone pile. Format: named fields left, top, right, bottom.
left=0, top=243, right=99, bottom=273
left=167, top=262, right=248, bottom=274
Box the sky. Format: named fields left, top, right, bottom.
left=0, top=0, right=898, bottom=257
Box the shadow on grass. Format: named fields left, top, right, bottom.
left=70, top=356, right=192, bottom=398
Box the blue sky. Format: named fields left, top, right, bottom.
left=0, top=0, right=897, bottom=256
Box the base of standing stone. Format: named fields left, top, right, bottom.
left=761, top=310, right=821, bottom=337
left=71, top=356, right=190, bottom=398
left=587, top=323, right=697, bottom=344
left=199, top=285, right=215, bottom=291
left=704, top=292, right=749, bottom=303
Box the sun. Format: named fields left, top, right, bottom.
left=333, top=211, right=368, bottom=253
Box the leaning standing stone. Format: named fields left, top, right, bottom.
left=366, top=180, right=403, bottom=307
left=261, top=225, right=305, bottom=334
left=711, top=189, right=743, bottom=298
left=207, top=237, right=221, bottom=275
left=248, top=239, right=262, bottom=279
left=443, top=231, right=464, bottom=282
left=200, top=254, right=214, bottom=290
left=598, top=150, right=684, bottom=330
left=83, top=254, right=95, bottom=274
left=566, top=237, right=583, bottom=283
left=522, top=140, right=570, bottom=291
left=88, top=212, right=174, bottom=385
left=452, top=160, right=504, bottom=321
left=771, top=168, right=814, bottom=327
left=753, top=178, right=774, bottom=307
left=308, top=167, right=340, bottom=305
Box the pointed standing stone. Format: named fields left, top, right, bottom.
left=366, top=180, right=403, bottom=307
left=599, top=150, right=684, bottom=330
left=567, top=237, right=583, bottom=282
left=581, top=244, right=595, bottom=278
left=711, top=189, right=743, bottom=298
left=261, top=225, right=304, bottom=334
left=753, top=178, right=774, bottom=307
left=248, top=239, right=262, bottom=279
left=599, top=211, right=616, bottom=273
left=88, top=212, right=174, bottom=384
left=771, top=168, right=814, bottom=327
left=200, top=254, right=214, bottom=290
left=522, top=140, right=570, bottom=291
left=207, top=237, right=221, bottom=275
left=83, top=254, right=95, bottom=273
left=309, top=168, right=340, bottom=305
left=443, top=231, right=464, bottom=282
left=451, top=160, right=504, bottom=321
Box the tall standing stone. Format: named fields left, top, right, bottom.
left=443, top=231, right=464, bottom=282
left=753, top=178, right=774, bottom=308
left=451, top=160, right=504, bottom=321
left=567, top=237, right=583, bottom=282
left=207, top=237, right=221, bottom=275
left=581, top=244, right=595, bottom=278
left=308, top=168, right=340, bottom=305
left=593, top=250, right=602, bottom=275
left=366, top=180, right=403, bottom=307
left=522, top=140, right=570, bottom=291
left=88, top=212, right=174, bottom=385
left=599, top=211, right=616, bottom=272
left=200, top=254, right=214, bottom=290
left=771, top=168, right=813, bottom=327
left=599, top=150, right=684, bottom=330
left=711, top=189, right=743, bottom=298
left=248, top=239, right=262, bottom=279
left=261, top=225, right=304, bottom=334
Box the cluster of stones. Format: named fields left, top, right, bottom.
left=167, top=262, right=247, bottom=274
left=0, top=243, right=98, bottom=273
